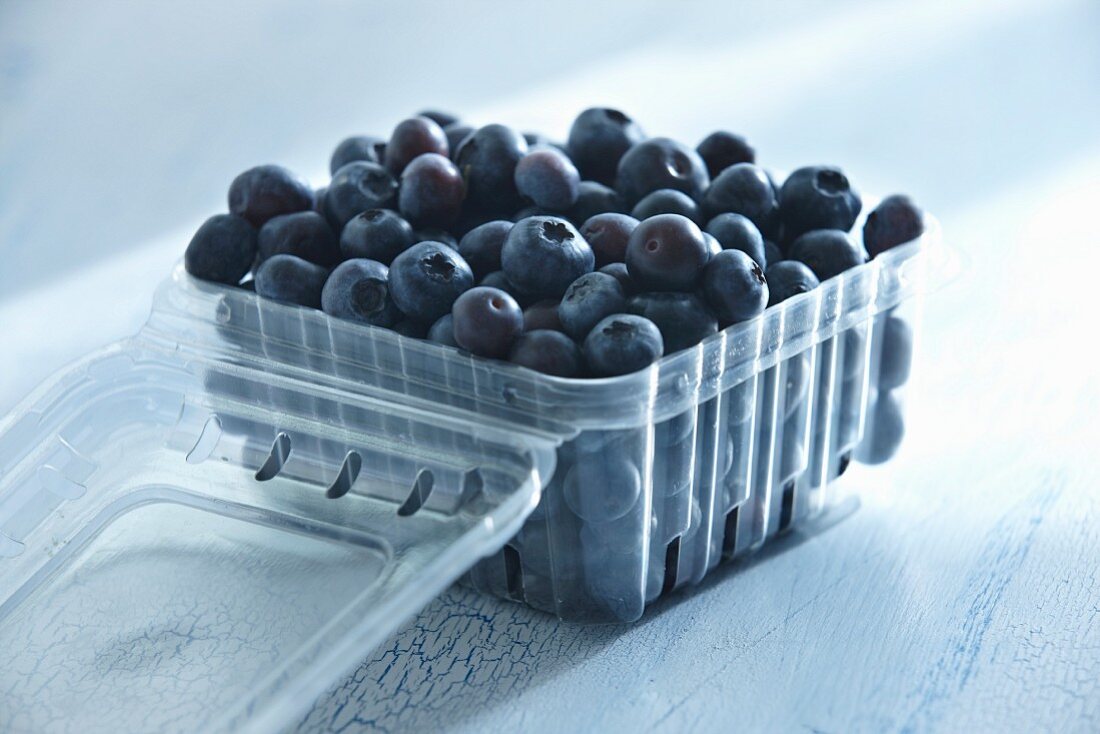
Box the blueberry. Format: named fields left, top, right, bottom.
left=878, top=315, right=913, bottom=389
left=703, top=232, right=722, bottom=257
left=509, top=330, right=584, bottom=377
left=625, top=213, right=710, bottom=292
left=330, top=135, right=386, bottom=175
left=523, top=299, right=564, bottom=332
left=388, top=241, right=474, bottom=323
left=765, top=260, right=820, bottom=306
left=443, top=123, right=475, bottom=160
left=312, top=187, right=328, bottom=217
left=185, top=214, right=258, bottom=285
left=479, top=270, right=536, bottom=307
left=325, top=162, right=398, bottom=229
left=451, top=286, right=524, bottom=358
left=615, top=137, right=710, bottom=206
left=705, top=212, right=765, bottom=266
left=764, top=240, right=782, bottom=268
left=339, top=208, right=415, bottom=264
left=566, top=107, right=645, bottom=186
left=580, top=212, right=638, bottom=267
left=696, top=131, right=755, bottom=178
left=787, top=229, right=865, bottom=281
left=254, top=254, right=328, bottom=308
left=862, top=391, right=905, bottom=464
left=321, top=258, right=401, bottom=327
left=454, top=123, right=528, bottom=215
left=626, top=291, right=718, bottom=353
left=228, top=165, right=312, bottom=227
left=700, top=163, right=779, bottom=239
left=598, top=262, right=636, bottom=294
left=779, top=166, right=862, bottom=241
left=631, top=188, right=701, bottom=223
left=582, top=314, right=664, bottom=377
left=412, top=228, right=459, bottom=249
left=501, top=216, right=594, bottom=300
left=863, top=194, right=925, bottom=258
left=392, top=318, right=429, bottom=339
left=384, top=116, right=449, bottom=175
left=514, top=146, right=581, bottom=211
left=558, top=272, right=627, bottom=341
left=417, top=109, right=459, bottom=128
left=563, top=454, right=641, bottom=522
left=255, top=210, right=340, bottom=268
left=457, top=220, right=512, bottom=280
left=701, top=249, right=768, bottom=325
left=427, top=313, right=460, bottom=347
left=398, top=152, right=465, bottom=228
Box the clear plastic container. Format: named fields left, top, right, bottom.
left=0, top=212, right=949, bottom=732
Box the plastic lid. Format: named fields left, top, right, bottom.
left=0, top=339, right=552, bottom=732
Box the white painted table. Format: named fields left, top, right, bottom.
left=2, top=1, right=1098, bottom=731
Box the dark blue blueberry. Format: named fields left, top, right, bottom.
left=457, top=220, right=512, bottom=280
left=701, top=249, right=768, bottom=325
left=479, top=270, right=536, bottom=308
left=384, top=116, right=449, bottom=175
left=185, top=214, right=257, bottom=285
left=566, top=107, right=645, bottom=186
left=779, top=166, right=862, bottom=242
left=427, top=313, right=460, bottom=347
left=388, top=241, right=474, bottom=323
left=392, top=318, right=429, bottom=339
left=325, top=162, right=398, bottom=229
left=764, top=240, right=782, bottom=269
left=454, top=124, right=528, bottom=215
left=312, top=187, right=328, bottom=217
left=631, top=188, right=701, bottom=224
left=703, top=232, right=722, bottom=257
left=321, top=258, right=401, bottom=327
left=558, top=272, right=627, bottom=341
left=626, top=291, right=718, bottom=353
left=568, top=180, right=627, bottom=224
left=765, top=260, right=820, bottom=306
left=598, top=262, right=636, bottom=295
left=522, top=299, right=565, bottom=333
left=257, top=211, right=340, bottom=267
left=451, top=286, right=524, bottom=358
left=582, top=314, right=664, bottom=377
left=878, top=316, right=913, bottom=389
left=254, top=254, right=328, bottom=308
left=787, top=229, right=865, bottom=281
left=330, top=135, right=386, bottom=175
left=615, top=137, right=709, bottom=206
left=863, top=194, right=925, bottom=258
left=509, top=330, right=584, bottom=377
left=417, top=109, right=459, bottom=128
left=501, top=216, right=594, bottom=300
left=706, top=212, right=765, bottom=266
left=514, top=146, right=581, bottom=211
left=339, top=208, right=415, bottom=264
left=443, top=124, right=475, bottom=161
left=700, top=163, right=779, bottom=239
left=625, top=213, right=710, bottom=292
left=228, top=165, right=312, bottom=227
left=412, top=228, right=458, bottom=249
left=862, top=391, right=905, bottom=464
left=696, top=131, right=755, bottom=178
left=580, top=212, right=638, bottom=267
left=398, top=152, right=466, bottom=229
left=564, top=454, right=641, bottom=522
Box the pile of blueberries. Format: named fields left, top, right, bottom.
left=185, top=107, right=924, bottom=378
